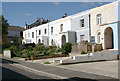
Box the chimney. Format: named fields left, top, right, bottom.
left=41, top=17, right=43, bottom=22
left=36, top=18, right=40, bottom=22
left=41, top=17, right=43, bottom=25
left=47, top=19, right=48, bottom=22
left=65, top=13, right=67, bottom=17
left=48, top=18, right=50, bottom=22
left=25, top=22, right=28, bottom=29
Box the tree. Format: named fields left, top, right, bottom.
left=1, top=15, right=9, bottom=35
left=1, top=15, right=9, bottom=43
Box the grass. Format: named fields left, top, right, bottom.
left=44, top=61, right=51, bottom=64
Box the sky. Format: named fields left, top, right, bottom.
left=2, top=2, right=110, bottom=28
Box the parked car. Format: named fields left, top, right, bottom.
left=22, top=43, right=35, bottom=49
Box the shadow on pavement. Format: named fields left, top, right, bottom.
left=2, top=66, right=119, bottom=81
left=2, top=58, right=19, bottom=64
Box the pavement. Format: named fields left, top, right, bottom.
left=22, top=56, right=119, bottom=79
left=57, top=60, right=119, bottom=79
left=1, top=57, right=119, bottom=81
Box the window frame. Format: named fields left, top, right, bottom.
left=80, top=19, right=84, bottom=27
left=60, top=24, right=63, bottom=32
left=97, top=14, right=101, bottom=25
left=44, top=29, right=47, bottom=34
left=51, top=27, right=53, bottom=34
left=39, top=30, right=41, bottom=35
left=32, top=32, right=34, bottom=38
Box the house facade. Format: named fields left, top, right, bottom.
left=22, top=11, right=90, bottom=47
left=7, top=26, right=24, bottom=44
left=90, top=1, right=120, bottom=50
left=22, top=1, right=120, bottom=50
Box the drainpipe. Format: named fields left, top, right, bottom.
left=36, top=30, right=37, bottom=44
left=48, top=18, right=50, bottom=46
left=89, top=14, right=91, bottom=42
left=118, top=21, right=120, bottom=60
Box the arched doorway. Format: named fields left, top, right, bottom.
left=62, top=35, right=66, bottom=45
left=104, top=27, right=114, bottom=49
left=38, top=39, right=41, bottom=43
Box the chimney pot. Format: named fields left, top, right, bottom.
left=65, top=13, right=67, bottom=17
left=48, top=18, right=50, bottom=22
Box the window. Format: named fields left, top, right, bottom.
left=97, top=32, right=101, bottom=43
left=97, top=14, right=101, bottom=24
left=28, top=33, right=30, bottom=38
left=51, top=39, right=54, bottom=45
left=25, top=34, right=26, bottom=39
left=80, top=19, right=84, bottom=27
left=44, top=29, right=47, bottom=34
left=42, top=40, right=44, bottom=44
left=60, top=24, right=63, bottom=32
left=80, top=35, right=85, bottom=41
left=32, top=32, right=34, bottom=38
left=39, top=30, right=41, bottom=35
left=51, top=27, right=53, bottom=34
left=38, top=39, right=41, bottom=43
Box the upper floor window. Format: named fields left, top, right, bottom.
left=51, top=27, right=53, bottom=34
left=44, top=29, right=47, bottom=34
left=60, top=24, right=63, bottom=32
left=80, top=19, right=84, bottom=27
left=39, top=30, right=41, bottom=35
left=32, top=32, right=34, bottom=38
left=25, top=34, right=26, bottom=39
left=28, top=33, right=30, bottom=38
left=97, top=14, right=101, bottom=24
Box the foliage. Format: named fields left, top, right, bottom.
left=81, top=51, right=87, bottom=54
left=2, top=42, right=11, bottom=50
left=44, top=62, right=51, bottom=64
left=61, top=42, right=72, bottom=54
left=1, top=15, right=9, bottom=35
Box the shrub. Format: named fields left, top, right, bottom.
left=61, top=42, right=72, bottom=54
left=44, top=62, right=51, bottom=64
left=2, top=42, right=10, bottom=50
left=35, top=44, right=45, bottom=51
left=55, top=48, right=61, bottom=53
left=81, top=51, right=87, bottom=54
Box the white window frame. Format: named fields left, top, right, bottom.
left=80, top=19, right=84, bottom=27
left=97, top=14, right=101, bottom=24
left=32, top=32, right=34, bottom=38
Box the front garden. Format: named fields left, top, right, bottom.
left=2, top=42, right=72, bottom=60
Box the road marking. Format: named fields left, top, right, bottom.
left=12, top=64, right=68, bottom=79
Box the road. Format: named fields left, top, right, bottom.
left=1, top=57, right=119, bottom=81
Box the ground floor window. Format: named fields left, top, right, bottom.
left=38, top=39, right=41, bottom=43
left=80, top=35, right=85, bottom=41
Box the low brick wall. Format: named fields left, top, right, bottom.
left=71, top=43, right=102, bottom=54
left=25, top=54, right=68, bottom=60
left=61, top=50, right=118, bottom=64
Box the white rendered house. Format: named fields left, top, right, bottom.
left=22, top=11, right=90, bottom=47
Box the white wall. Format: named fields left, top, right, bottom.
left=71, top=11, right=90, bottom=43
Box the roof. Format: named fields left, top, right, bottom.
left=8, top=26, right=25, bottom=31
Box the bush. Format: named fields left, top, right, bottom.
left=44, top=62, right=51, bottom=64
left=35, top=44, right=45, bottom=51
left=81, top=51, right=87, bottom=54
left=55, top=48, right=61, bottom=53
left=2, top=42, right=10, bottom=50
left=61, top=42, right=72, bottom=54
